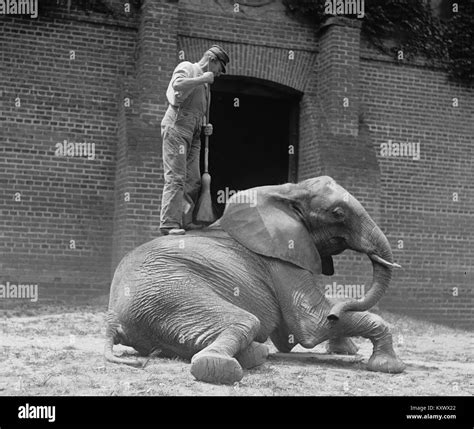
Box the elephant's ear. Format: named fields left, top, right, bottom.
left=219, top=186, right=322, bottom=275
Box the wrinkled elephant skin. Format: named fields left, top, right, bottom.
left=105, top=176, right=405, bottom=384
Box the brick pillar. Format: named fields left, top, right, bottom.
left=307, top=17, right=381, bottom=219
left=298, top=17, right=383, bottom=300
left=317, top=17, right=360, bottom=137
left=111, top=0, right=178, bottom=270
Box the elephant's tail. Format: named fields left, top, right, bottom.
left=104, top=315, right=143, bottom=368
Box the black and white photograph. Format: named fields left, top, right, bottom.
left=0, top=0, right=473, bottom=426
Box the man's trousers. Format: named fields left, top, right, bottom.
left=160, top=106, right=203, bottom=229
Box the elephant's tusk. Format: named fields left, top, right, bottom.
left=370, top=254, right=402, bottom=269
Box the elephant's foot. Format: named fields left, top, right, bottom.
left=326, top=337, right=359, bottom=355
left=236, top=342, right=269, bottom=369
left=190, top=351, right=243, bottom=385
left=367, top=334, right=406, bottom=374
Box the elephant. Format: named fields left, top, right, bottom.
left=104, top=176, right=406, bottom=384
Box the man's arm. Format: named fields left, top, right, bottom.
left=173, top=71, right=214, bottom=91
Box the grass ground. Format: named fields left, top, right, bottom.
left=0, top=304, right=472, bottom=396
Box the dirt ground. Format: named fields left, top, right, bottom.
left=0, top=304, right=472, bottom=396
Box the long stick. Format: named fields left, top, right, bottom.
left=195, top=83, right=216, bottom=224
left=204, top=84, right=210, bottom=173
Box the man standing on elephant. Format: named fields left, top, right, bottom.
left=160, top=45, right=230, bottom=236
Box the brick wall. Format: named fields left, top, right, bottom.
left=0, top=6, right=137, bottom=303
left=111, top=0, right=178, bottom=270
left=0, top=0, right=472, bottom=328
left=359, top=47, right=474, bottom=329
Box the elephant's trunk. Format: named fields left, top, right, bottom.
left=327, top=220, right=400, bottom=321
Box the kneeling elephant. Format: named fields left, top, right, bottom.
left=104, top=176, right=405, bottom=384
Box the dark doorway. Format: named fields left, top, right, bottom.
left=202, top=76, right=302, bottom=217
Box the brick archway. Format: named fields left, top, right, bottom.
left=177, top=36, right=316, bottom=93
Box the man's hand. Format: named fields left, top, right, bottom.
left=203, top=123, right=213, bottom=136
left=201, top=71, right=214, bottom=84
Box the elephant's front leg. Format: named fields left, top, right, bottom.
left=324, top=298, right=359, bottom=355
left=269, top=261, right=405, bottom=373
left=329, top=310, right=406, bottom=373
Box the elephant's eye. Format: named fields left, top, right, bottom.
left=332, top=207, right=345, bottom=220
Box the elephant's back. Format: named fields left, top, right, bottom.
left=143, top=228, right=266, bottom=277
left=110, top=227, right=280, bottom=339
left=142, top=228, right=274, bottom=301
